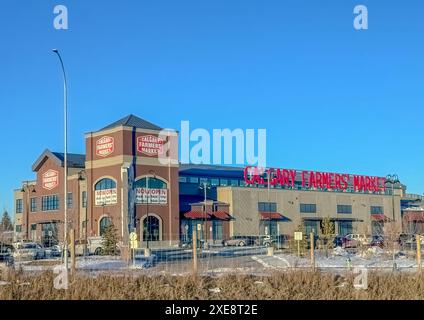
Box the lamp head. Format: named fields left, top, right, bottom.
left=52, top=49, right=59, bottom=53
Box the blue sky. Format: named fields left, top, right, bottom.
left=0, top=0, right=423, bottom=213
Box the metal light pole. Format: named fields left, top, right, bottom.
left=53, top=49, right=69, bottom=271
left=385, top=174, right=400, bottom=222
left=146, top=170, right=156, bottom=250
left=199, top=182, right=211, bottom=246
left=21, top=181, right=36, bottom=241
left=385, top=174, right=400, bottom=271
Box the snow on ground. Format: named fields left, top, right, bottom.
left=251, top=248, right=417, bottom=272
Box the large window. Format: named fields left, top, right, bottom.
left=16, top=199, right=23, bottom=214
left=188, top=177, right=199, bottom=184
left=179, top=176, right=187, bottom=183
left=134, top=177, right=167, bottom=189
left=258, top=202, right=277, bottom=212
left=210, top=178, right=219, bottom=186
left=337, top=205, right=352, bottom=214
left=371, top=206, right=384, bottom=214
left=95, top=178, right=117, bottom=190
left=42, top=195, right=59, bottom=211
left=30, top=198, right=37, bottom=213
left=300, top=203, right=317, bottom=213
left=15, top=225, right=22, bottom=233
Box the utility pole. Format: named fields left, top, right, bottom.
left=53, top=49, right=69, bottom=272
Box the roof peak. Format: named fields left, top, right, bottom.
left=98, top=114, right=163, bottom=132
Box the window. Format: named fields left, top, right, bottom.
left=304, top=221, right=318, bottom=234
left=300, top=203, right=317, bottom=213
left=30, top=198, right=37, bottom=213
left=15, top=225, right=22, bottom=233
left=31, top=224, right=37, bottom=231
left=67, top=193, right=73, bottom=209
left=42, top=195, right=59, bottom=211
left=134, top=177, right=167, bottom=189
left=188, top=177, right=199, bottom=184
left=371, top=206, right=384, bottom=214
left=230, top=180, right=239, bottom=187
left=211, top=178, right=219, bottom=186
left=95, top=178, right=116, bottom=190
left=239, top=180, right=247, bottom=187
left=16, top=199, right=23, bottom=214
left=338, top=221, right=353, bottom=236
left=199, top=177, right=208, bottom=185
left=258, top=202, right=277, bottom=212
left=337, top=205, right=352, bottom=214
left=82, top=191, right=87, bottom=208
left=99, top=217, right=111, bottom=236
left=179, top=176, right=187, bottom=183
left=220, top=179, right=228, bottom=186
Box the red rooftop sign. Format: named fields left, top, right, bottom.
left=244, top=166, right=387, bottom=193
left=137, top=135, right=164, bottom=156
left=96, top=136, right=115, bottom=157
left=42, top=169, right=59, bottom=191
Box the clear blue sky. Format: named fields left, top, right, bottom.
left=1, top=0, right=423, bottom=213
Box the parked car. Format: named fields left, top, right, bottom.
left=342, top=234, right=371, bottom=248
left=399, top=234, right=424, bottom=250
left=44, top=245, right=63, bottom=258
left=0, top=252, right=14, bottom=266
left=13, top=242, right=46, bottom=260
left=222, top=236, right=256, bottom=247
left=75, top=237, right=120, bottom=256
left=370, top=235, right=385, bottom=248
left=75, top=237, right=104, bottom=256
left=261, top=235, right=291, bottom=249
left=333, top=236, right=344, bottom=248
left=0, top=242, right=14, bottom=254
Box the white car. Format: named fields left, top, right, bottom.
left=13, top=242, right=46, bottom=260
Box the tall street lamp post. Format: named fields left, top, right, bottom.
left=146, top=170, right=156, bottom=250
left=385, top=174, right=400, bottom=271
left=52, top=49, right=69, bottom=271
left=199, top=182, right=211, bottom=247
left=21, top=181, right=36, bottom=241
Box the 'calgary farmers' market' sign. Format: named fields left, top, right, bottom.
left=96, top=136, right=115, bottom=157
left=95, top=188, right=118, bottom=205
left=137, top=135, right=164, bottom=156
left=244, top=166, right=387, bottom=193
left=135, top=188, right=167, bottom=204
left=42, top=169, right=59, bottom=190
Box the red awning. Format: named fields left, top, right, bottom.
left=371, top=214, right=391, bottom=222
left=404, top=212, right=424, bottom=222
left=211, top=211, right=232, bottom=220
left=184, top=211, right=232, bottom=220
left=259, top=212, right=286, bottom=221
left=184, top=211, right=210, bottom=219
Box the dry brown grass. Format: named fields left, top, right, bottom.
left=1, top=270, right=424, bottom=300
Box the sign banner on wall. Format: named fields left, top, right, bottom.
left=96, top=136, right=115, bottom=157
left=42, top=169, right=59, bottom=190
left=95, top=189, right=118, bottom=205
left=135, top=188, right=167, bottom=204
left=137, top=135, right=164, bottom=156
